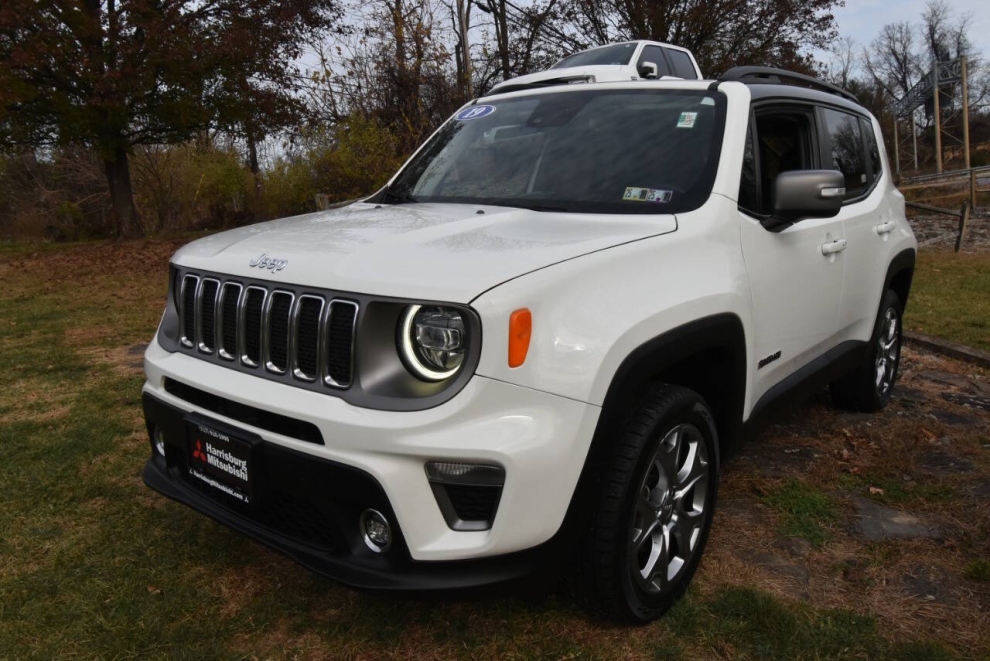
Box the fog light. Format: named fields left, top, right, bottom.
left=153, top=427, right=166, bottom=457
left=360, top=509, right=392, bottom=553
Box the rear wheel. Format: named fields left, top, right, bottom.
left=830, top=289, right=903, bottom=412
left=578, top=384, right=720, bottom=623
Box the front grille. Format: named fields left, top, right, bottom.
left=178, top=272, right=357, bottom=389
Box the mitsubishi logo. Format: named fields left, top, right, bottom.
left=192, top=440, right=207, bottom=463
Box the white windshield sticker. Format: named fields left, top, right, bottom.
left=677, top=112, right=698, bottom=128
left=623, top=187, right=673, bottom=203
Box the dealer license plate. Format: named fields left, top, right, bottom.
left=186, top=418, right=256, bottom=505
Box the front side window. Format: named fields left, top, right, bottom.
left=822, top=108, right=868, bottom=199
left=384, top=90, right=726, bottom=215
left=552, top=43, right=639, bottom=69
left=743, top=109, right=817, bottom=216
left=637, top=46, right=672, bottom=77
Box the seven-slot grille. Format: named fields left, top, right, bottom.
left=179, top=274, right=358, bottom=388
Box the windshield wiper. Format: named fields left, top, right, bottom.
left=381, top=186, right=418, bottom=205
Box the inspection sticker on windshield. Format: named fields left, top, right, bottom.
left=455, top=105, right=496, bottom=121
left=623, top=187, right=673, bottom=203
left=677, top=112, right=698, bottom=129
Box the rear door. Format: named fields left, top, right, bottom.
left=738, top=103, right=846, bottom=402
left=820, top=108, right=893, bottom=343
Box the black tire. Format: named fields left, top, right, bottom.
left=830, top=289, right=903, bottom=412
left=577, top=384, right=720, bottom=623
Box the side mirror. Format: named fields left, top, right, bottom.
left=765, top=170, right=845, bottom=231
left=637, top=61, right=658, bottom=79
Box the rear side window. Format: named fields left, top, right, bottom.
left=862, top=118, right=883, bottom=184
left=822, top=108, right=868, bottom=200
left=664, top=49, right=698, bottom=79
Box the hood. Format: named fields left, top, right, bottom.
left=171, top=202, right=677, bottom=303
left=488, top=65, right=640, bottom=94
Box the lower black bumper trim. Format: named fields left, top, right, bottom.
left=142, top=391, right=554, bottom=592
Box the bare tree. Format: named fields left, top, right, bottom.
left=824, top=36, right=858, bottom=89
left=863, top=22, right=919, bottom=98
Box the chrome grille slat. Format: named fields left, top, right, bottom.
left=264, top=291, right=294, bottom=374
left=217, top=283, right=242, bottom=361
left=293, top=296, right=324, bottom=381
left=197, top=278, right=220, bottom=353
left=240, top=286, right=266, bottom=368
left=180, top=275, right=199, bottom=347
left=325, top=300, right=359, bottom=388
left=175, top=271, right=358, bottom=392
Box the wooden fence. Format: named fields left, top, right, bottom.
left=897, top=166, right=986, bottom=252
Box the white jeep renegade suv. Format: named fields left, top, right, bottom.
left=142, top=64, right=917, bottom=622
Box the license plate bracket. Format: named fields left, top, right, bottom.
left=184, top=413, right=261, bottom=505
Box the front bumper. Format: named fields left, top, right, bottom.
left=141, top=338, right=601, bottom=587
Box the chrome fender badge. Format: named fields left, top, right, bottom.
left=249, top=254, right=288, bottom=272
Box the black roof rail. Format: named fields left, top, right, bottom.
left=719, top=66, right=859, bottom=104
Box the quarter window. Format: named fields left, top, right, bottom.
left=739, top=123, right=759, bottom=213
left=862, top=118, right=882, bottom=185
left=822, top=108, right=868, bottom=199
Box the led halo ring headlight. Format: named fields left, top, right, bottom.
left=398, top=304, right=467, bottom=382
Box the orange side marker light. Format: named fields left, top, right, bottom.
left=508, top=309, right=532, bottom=368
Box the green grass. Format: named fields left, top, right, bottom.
left=836, top=474, right=957, bottom=507
left=904, top=250, right=990, bottom=352
left=664, top=588, right=957, bottom=660
left=762, top=479, right=840, bottom=547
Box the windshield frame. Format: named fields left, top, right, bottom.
left=371, top=86, right=728, bottom=215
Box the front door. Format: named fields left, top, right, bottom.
left=738, top=106, right=846, bottom=404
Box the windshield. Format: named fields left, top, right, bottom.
left=381, top=89, right=725, bottom=215
left=551, top=43, right=638, bottom=69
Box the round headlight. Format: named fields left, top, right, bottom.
left=398, top=305, right=466, bottom=381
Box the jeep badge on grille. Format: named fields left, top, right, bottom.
left=248, top=254, right=288, bottom=272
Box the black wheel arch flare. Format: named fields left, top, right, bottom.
left=552, top=313, right=747, bottom=551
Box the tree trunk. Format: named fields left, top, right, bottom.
left=247, top=132, right=261, bottom=193
left=103, top=145, right=140, bottom=238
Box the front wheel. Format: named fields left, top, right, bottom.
left=830, top=289, right=903, bottom=412
left=578, top=384, right=720, bottom=623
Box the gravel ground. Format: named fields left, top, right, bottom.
left=908, top=210, right=990, bottom=253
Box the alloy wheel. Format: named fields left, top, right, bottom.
left=874, top=307, right=899, bottom=397
left=628, top=423, right=711, bottom=594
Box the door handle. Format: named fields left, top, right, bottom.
left=820, top=239, right=848, bottom=256
left=875, top=220, right=896, bottom=235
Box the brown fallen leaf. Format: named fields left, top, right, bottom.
left=868, top=486, right=884, bottom=495
left=840, top=448, right=852, bottom=460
